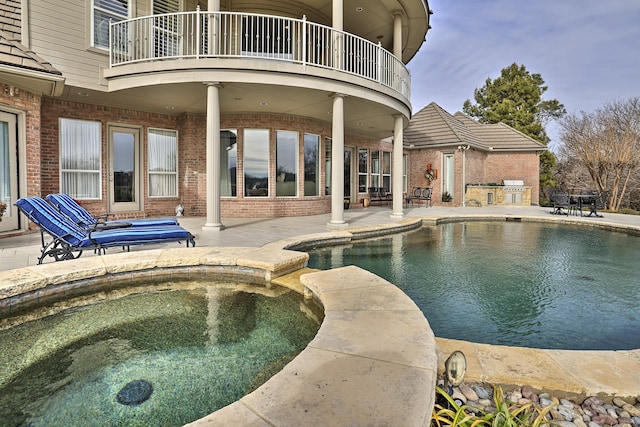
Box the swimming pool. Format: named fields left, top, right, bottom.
left=307, top=221, right=640, bottom=350
left=0, top=280, right=321, bottom=426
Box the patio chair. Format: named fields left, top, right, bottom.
left=15, top=196, right=195, bottom=264
left=548, top=189, right=570, bottom=215
left=46, top=193, right=178, bottom=230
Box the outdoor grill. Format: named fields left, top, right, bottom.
left=502, top=180, right=526, bottom=191
left=502, top=180, right=526, bottom=204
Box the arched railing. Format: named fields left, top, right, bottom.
left=109, top=10, right=410, bottom=98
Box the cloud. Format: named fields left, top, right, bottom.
left=410, top=0, right=640, bottom=144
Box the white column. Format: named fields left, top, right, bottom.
left=391, top=115, right=404, bottom=218
left=393, top=11, right=402, bottom=58
left=328, top=93, right=347, bottom=227
left=203, top=82, right=224, bottom=230
left=332, top=0, right=343, bottom=30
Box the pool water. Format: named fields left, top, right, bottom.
left=307, top=221, right=640, bottom=350
left=0, top=282, right=321, bottom=427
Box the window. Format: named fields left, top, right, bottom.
left=370, top=150, right=380, bottom=188
left=148, top=128, right=178, bottom=197
left=60, top=119, right=102, bottom=199
left=244, top=129, right=269, bottom=197
left=276, top=131, right=298, bottom=196
left=93, top=0, right=129, bottom=49
left=382, top=151, right=391, bottom=190
left=221, top=130, right=237, bottom=197
left=403, top=154, right=408, bottom=194
left=304, top=134, right=320, bottom=196
left=324, top=138, right=331, bottom=195
left=358, top=148, right=368, bottom=193
left=152, top=0, right=181, bottom=57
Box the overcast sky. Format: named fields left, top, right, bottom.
left=408, top=0, right=640, bottom=149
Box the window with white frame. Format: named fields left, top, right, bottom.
left=382, top=151, right=391, bottom=190
left=60, top=119, right=102, bottom=199
left=403, top=154, right=408, bottom=194
left=221, top=130, right=237, bottom=197
left=276, top=130, right=298, bottom=197
left=93, top=0, right=130, bottom=49
left=148, top=128, right=178, bottom=197
left=244, top=129, right=269, bottom=197
left=370, top=150, right=380, bottom=188
left=358, top=148, right=368, bottom=193
left=304, top=133, right=320, bottom=196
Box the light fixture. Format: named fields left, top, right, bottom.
left=78, top=92, right=90, bottom=97
left=355, top=6, right=363, bottom=12
left=165, top=106, right=175, bottom=110
left=444, top=350, right=466, bottom=388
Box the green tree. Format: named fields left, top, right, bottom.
left=463, top=63, right=566, bottom=191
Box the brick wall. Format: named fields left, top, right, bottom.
left=0, top=85, right=42, bottom=197
left=39, top=102, right=388, bottom=218
left=407, top=147, right=540, bottom=206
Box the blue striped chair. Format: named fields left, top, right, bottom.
left=46, top=193, right=178, bottom=230
left=15, top=196, right=195, bottom=264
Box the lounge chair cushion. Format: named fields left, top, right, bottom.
left=46, top=193, right=178, bottom=228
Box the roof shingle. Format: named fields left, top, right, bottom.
left=405, top=102, right=545, bottom=152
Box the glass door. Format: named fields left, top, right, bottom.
left=109, top=126, right=141, bottom=213
left=442, top=153, right=455, bottom=200
left=0, top=112, right=18, bottom=232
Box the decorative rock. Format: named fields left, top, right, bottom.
left=632, top=417, right=640, bottom=426
left=460, top=383, right=479, bottom=401
left=478, top=398, right=492, bottom=408
left=557, top=406, right=576, bottom=421
left=472, top=385, right=491, bottom=400
left=540, top=397, right=556, bottom=407
left=116, top=379, right=153, bottom=406
left=573, top=417, right=587, bottom=427
left=591, top=404, right=607, bottom=415
left=521, top=385, right=535, bottom=399
left=587, top=422, right=600, bottom=427
left=584, top=396, right=603, bottom=407
left=551, top=409, right=567, bottom=421
left=555, top=421, right=577, bottom=427
left=621, top=403, right=640, bottom=418
left=613, top=397, right=630, bottom=408
left=451, top=387, right=467, bottom=404
left=591, top=413, right=617, bottom=425
left=561, top=399, right=575, bottom=408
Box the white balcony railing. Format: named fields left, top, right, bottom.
left=109, top=10, right=410, bottom=99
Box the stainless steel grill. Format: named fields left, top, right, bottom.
left=502, top=180, right=525, bottom=192
left=502, top=180, right=525, bottom=204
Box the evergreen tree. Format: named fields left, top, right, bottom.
left=463, top=63, right=566, bottom=190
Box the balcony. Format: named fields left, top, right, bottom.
left=109, top=10, right=410, bottom=100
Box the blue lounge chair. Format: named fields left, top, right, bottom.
left=15, top=196, right=195, bottom=264
left=46, top=193, right=178, bottom=229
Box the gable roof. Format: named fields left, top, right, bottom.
left=0, top=30, right=64, bottom=95
left=404, top=102, right=546, bottom=152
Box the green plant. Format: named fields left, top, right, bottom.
left=442, top=192, right=452, bottom=202
left=431, top=385, right=554, bottom=427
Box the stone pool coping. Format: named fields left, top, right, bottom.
left=264, top=214, right=640, bottom=402
left=0, top=244, right=437, bottom=426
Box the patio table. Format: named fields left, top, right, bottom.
left=571, top=194, right=603, bottom=217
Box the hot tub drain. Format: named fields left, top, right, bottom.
left=116, top=380, right=153, bottom=405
